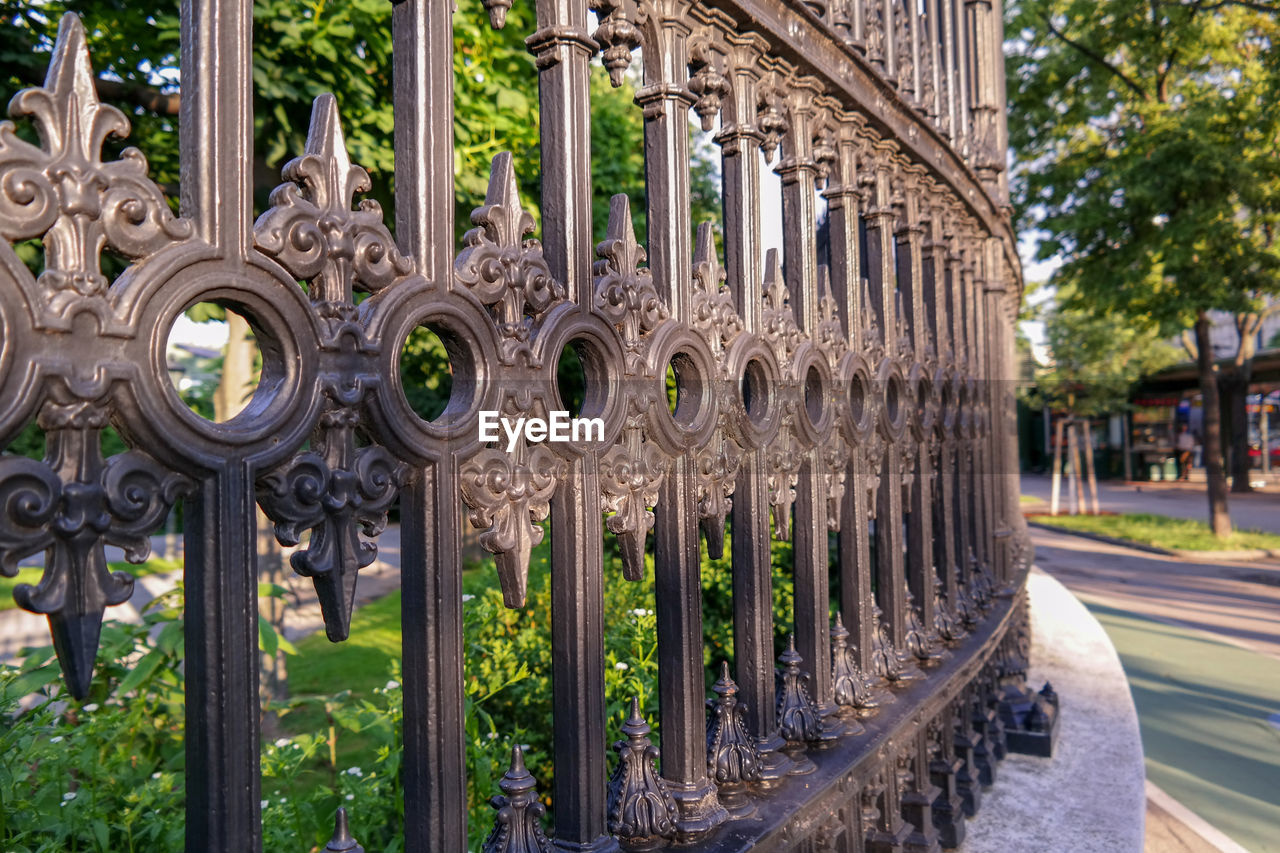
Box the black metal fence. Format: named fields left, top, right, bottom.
left=0, top=0, right=1052, bottom=849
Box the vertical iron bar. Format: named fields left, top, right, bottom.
left=865, top=150, right=908, bottom=652
left=639, top=16, right=726, bottom=833
left=897, top=168, right=936, bottom=642
left=717, top=35, right=789, bottom=766
left=392, top=0, right=455, bottom=285
left=184, top=465, right=262, bottom=851
left=778, top=84, right=833, bottom=712
left=180, top=0, right=252, bottom=254
left=529, top=1, right=613, bottom=846
left=179, top=0, right=258, bottom=846
left=550, top=462, right=612, bottom=849
left=825, top=121, right=876, bottom=674
left=391, top=2, right=465, bottom=848
left=930, top=211, right=959, bottom=608
left=400, top=470, right=467, bottom=852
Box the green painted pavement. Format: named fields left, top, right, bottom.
left=1084, top=602, right=1280, bottom=853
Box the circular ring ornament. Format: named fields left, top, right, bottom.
left=644, top=323, right=718, bottom=453
left=534, top=305, right=629, bottom=457
left=724, top=333, right=782, bottom=451
left=876, top=357, right=909, bottom=441
left=362, top=277, right=502, bottom=464
left=126, top=253, right=322, bottom=473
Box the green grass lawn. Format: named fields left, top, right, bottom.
left=1020, top=494, right=1043, bottom=505
left=0, top=556, right=181, bottom=612
left=288, top=590, right=403, bottom=698
left=1027, top=512, right=1280, bottom=552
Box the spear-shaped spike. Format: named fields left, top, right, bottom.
left=694, top=221, right=718, bottom=270
left=494, top=543, right=533, bottom=610
left=617, top=529, right=647, bottom=583
left=323, top=807, right=365, bottom=853
left=34, top=14, right=129, bottom=154
left=482, top=0, right=513, bottom=28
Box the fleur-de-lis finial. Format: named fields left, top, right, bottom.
left=0, top=13, right=191, bottom=312
left=594, top=194, right=668, bottom=375
left=457, top=152, right=563, bottom=367
left=255, top=94, right=410, bottom=309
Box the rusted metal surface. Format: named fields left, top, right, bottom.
left=0, top=0, right=1047, bottom=849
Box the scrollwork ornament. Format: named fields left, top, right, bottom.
left=254, top=95, right=410, bottom=309
left=456, top=153, right=564, bottom=367
left=594, top=194, right=669, bottom=375
left=689, top=222, right=744, bottom=552
left=870, top=604, right=906, bottom=682
left=460, top=440, right=565, bottom=609
left=823, top=438, right=848, bottom=531
left=831, top=612, right=880, bottom=710
left=482, top=747, right=553, bottom=853
left=706, top=661, right=764, bottom=785
left=599, top=419, right=670, bottom=580
left=777, top=635, right=825, bottom=745
left=0, top=14, right=192, bottom=320
left=933, top=576, right=965, bottom=642
left=903, top=585, right=941, bottom=662
left=761, top=250, right=805, bottom=539
left=607, top=697, right=678, bottom=846
left=254, top=94, right=410, bottom=640
left=258, top=437, right=407, bottom=641
left=0, top=399, right=189, bottom=698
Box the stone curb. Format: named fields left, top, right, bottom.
left=962, top=567, right=1146, bottom=852
left=1025, top=520, right=1280, bottom=563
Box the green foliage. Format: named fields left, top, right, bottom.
left=1027, top=511, right=1280, bottom=551
left=1, top=526, right=804, bottom=851
left=1026, top=281, right=1181, bottom=416
left=1006, top=0, right=1280, bottom=332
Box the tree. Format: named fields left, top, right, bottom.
left=1028, top=282, right=1181, bottom=420
left=1006, top=0, right=1280, bottom=536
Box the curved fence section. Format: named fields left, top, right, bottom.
left=0, top=0, right=1048, bottom=849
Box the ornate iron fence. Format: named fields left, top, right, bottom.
left=0, top=0, right=1054, bottom=849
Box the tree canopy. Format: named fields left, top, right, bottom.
left=2, top=0, right=718, bottom=247
left=1028, top=282, right=1180, bottom=418
left=1006, top=0, right=1280, bottom=329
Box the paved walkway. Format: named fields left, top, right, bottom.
left=1030, top=523, right=1280, bottom=853
left=1021, top=473, right=1280, bottom=535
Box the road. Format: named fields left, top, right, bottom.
left=1025, top=479, right=1280, bottom=853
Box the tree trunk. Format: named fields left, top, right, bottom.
left=213, top=312, right=256, bottom=423
left=1195, top=312, right=1232, bottom=537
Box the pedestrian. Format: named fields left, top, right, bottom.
left=1176, top=424, right=1195, bottom=480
